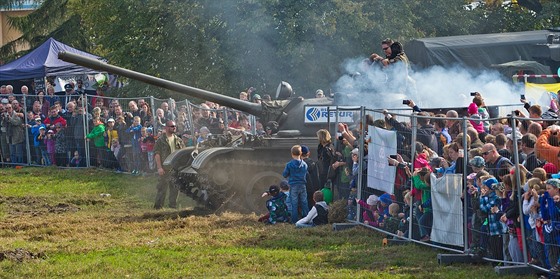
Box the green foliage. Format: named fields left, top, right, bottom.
left=1, top=0, right=559, bottom=99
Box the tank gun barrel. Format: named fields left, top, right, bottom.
left=58, top=51, right=263, bottom=116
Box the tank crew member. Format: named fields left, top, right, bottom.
left=154, top=120, right=185, bottom=209
left=369, top=38, right=394, bottom=65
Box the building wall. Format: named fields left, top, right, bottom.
left=0, top=10, right=32, bottom=53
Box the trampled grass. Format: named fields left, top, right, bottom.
left=0, top=167, right=532, bottom=278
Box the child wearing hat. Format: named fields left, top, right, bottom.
left=467, top=102, right=485, bottom=134
left=543, top=163, right=558, bottom=179
left=540, top=178, right=560, bottom=271
left=355, top=194, right=381, bottom=227
left=479, top=176, right=504, bottom=261
left=466, top=156, right=486, bottom=250
left=467, top=170, right=489, bottom=255
left=261, top=184, right=290, bottom=224
left=45, top=130, right=56, bottom=165
left=35, top=126, right=50, bottom=166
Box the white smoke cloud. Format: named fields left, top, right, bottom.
left=333, top=57, right=527, bottom=111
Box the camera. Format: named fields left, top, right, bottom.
left=402, top=100, right=410, bottom=105
left=520, top=94, right=526, bottom=100
left=389, top=155, right=398, bottom=160
left=470, top=92, right=477, bottom=96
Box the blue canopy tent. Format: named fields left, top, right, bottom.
left=0, top=37, right=101, bottom=81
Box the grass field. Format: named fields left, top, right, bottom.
left=0, top=167, right=532, bottom=278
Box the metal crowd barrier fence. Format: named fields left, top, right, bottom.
left=326, top=105, right=555, bottom=275
left=0, top=93, right=256, bottom=171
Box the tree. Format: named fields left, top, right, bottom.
left=1, top=0, right=558, bottom=99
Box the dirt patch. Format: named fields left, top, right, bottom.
left=0, top=196, right=81, bottom=216
left=0, top=248, right=46, bottom=262
left=66, top=198, right=108, bottom=206
left=47, top=203, right=80, bottom=214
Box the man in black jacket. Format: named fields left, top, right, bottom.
left=384, top=109, right=438, bottom=153
left=301, top=145, right=320, bottom=210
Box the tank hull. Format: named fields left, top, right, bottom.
left=168, top=137, right=319, bottom=213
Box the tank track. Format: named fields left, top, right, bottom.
left=171, top=158, right=284, bottom=213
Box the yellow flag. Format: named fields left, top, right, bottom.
left=524, top=83, right=560, bottom=107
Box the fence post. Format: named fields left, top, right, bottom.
left=250, top=114, right=257, bottom=135
left=408, top=114, right=418, bottom=240
left=462, top=117, right=469, bottom=252
left=83, top=94, right=90, bottom=167
left=186, top=101, right=196, bottom=137
left=168, top=98, right=176, bottom=121
left=510, top=114, right=528, bottom=264
left=356, top=106, right=366, bottom=222
left=23, top=94, right=31, bottom=166
left=149, top=96, right=156, bottom=125
left=333, top=106, right=340, bottom=199
left=222, top=107, right=228, bottom=129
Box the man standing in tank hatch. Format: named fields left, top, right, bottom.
left=154, top=120, right=185, bottom=210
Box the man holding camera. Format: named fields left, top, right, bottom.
left=1, top=103, right=25, bottom=164
left=384, top=106, right=438, bottom=153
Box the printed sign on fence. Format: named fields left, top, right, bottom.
left=367, top=126, right=397, bottom=194
left=430, top=173, right=464, bottom=246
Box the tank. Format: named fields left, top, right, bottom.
left=58, top=51, right=343, bottom=213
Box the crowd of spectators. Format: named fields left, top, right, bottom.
left=0, top=83, right=276, bottom=173
left=324, top=90, right=560, bottom=274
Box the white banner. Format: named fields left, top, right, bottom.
left=367, top=126, right=397, bottom=194
left=430, top=173, right=464, bottom=246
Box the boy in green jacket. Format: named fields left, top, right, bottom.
left=86, top=117, right=106, bottom=167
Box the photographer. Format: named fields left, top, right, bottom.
left=388, top=153, right=412, bottom=206
left=332, top=130, right=354, bottom=200
left=0, top=100, right=10, bottom=162
left=384, top=108, right=438, bottom=155
left=4, top=104, right=25, bottom=164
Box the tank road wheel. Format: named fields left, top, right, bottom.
left=195, top=159, right=242, bottom=211
left=245, top=171, right=285, bottom=213
left=209, top=164, right=236, bottom=188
